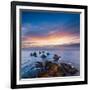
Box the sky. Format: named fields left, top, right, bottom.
left=21, top=10, right=80, bottom=48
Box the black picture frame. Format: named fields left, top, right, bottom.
left=11, top=1, right=88, bottom=89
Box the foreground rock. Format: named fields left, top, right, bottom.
left=60, top=63, right=78, bottom=76
left=38, top=63, right=64, bottom=77
left=38, top=61, right=78, bottom=77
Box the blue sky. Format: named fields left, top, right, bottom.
left=21, top=10, right=80, bottom=48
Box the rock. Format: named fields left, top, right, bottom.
left=47, top=63, right=60, bottom=76
left=33, top=52, right=37, bottom=57
left=47, top=52, right=50, bottom=56
left=41, top=54, right=47, bottom=59
left=38, top=62, right=64, bottom=77
left=48, top=63, right=65, bottom=77
left=35, top=60, right=78, bottom=78
left=45, top=61, right=52, bottom=69
left=38, top=72, right=49, bottom=77
left=35, top=62, right=43, bottom=68
left=60, top=63, right=78, bottom=76
left=39, top=51, right=41, bottom=54
left=53, top=54, right=61, bottom=61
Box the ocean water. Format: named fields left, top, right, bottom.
left=20, top=48, right=80, bottom=78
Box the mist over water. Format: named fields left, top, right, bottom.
left=21, top=46, right=80, bottom=78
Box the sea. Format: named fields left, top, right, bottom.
left=20, top=47, right=80, bottom=78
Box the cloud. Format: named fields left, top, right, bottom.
left=21, top=11, right=80, bottom=48
left=21, top=31, right=80, bottom=48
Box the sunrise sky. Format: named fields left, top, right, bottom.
left=21, top=10, right=80, bottom=48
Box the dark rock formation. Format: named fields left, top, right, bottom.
left=47, top=52, right=50, bottom=56
left=53, top=54, right=61, bottom=61
left=33, top=52, right=37, bottom=57
left=38, top=62, right=78, bottom=77
left=39, top=51, right=41, bottom=54
left=41, top=54, right=47, bottom=59
left=60, top=63, right=78, bottom=76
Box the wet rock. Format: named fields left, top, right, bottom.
left=39, top=51, right=41, bottom=54
left=60, top=63, right=78, bottom=76
left=38, top=62, right=64, bottom=77
left=47, top=52, right=50, bottom=56
left=38, top=61, right=78, bottom=78
left=33, top=52, right=37, bottom=57
left=53, top=54, right=61, bottom=61
left=41, top=54, right=47, bottom=59
left=35, top=62, right=43, bottom=68
left=38, top=72, right=49, bottom=77
left=47, top=63, right=61, bottom=76
left=45, top=61, right=52, bottom=69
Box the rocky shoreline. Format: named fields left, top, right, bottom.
left=21, top=51, right=79, bottom=78
left=36, top=61, right=78, bottom=77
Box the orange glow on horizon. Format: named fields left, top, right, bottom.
left=21, top=32, right=80, bottom=48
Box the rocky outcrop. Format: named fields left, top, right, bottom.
left=53, top=54, right=61, bottom=61
left=38, top=61, right=78, bottom=77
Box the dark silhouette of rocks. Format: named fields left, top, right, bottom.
left=30, top=52, right=37, bottom=57
left=38, top=62, right=78, bottom=77
left=31, top=52, right=37, bottom=57
left=47, top=52, right=50, bottom=56
left=39, top=51, right=41, bottom=54
left=53, top=54, right=61, bottom=61
left=41, top=54, right=47, bottom=59
left=45, top=61, right=52, bottom=69
left=60, top=63, right=78, bottom=75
